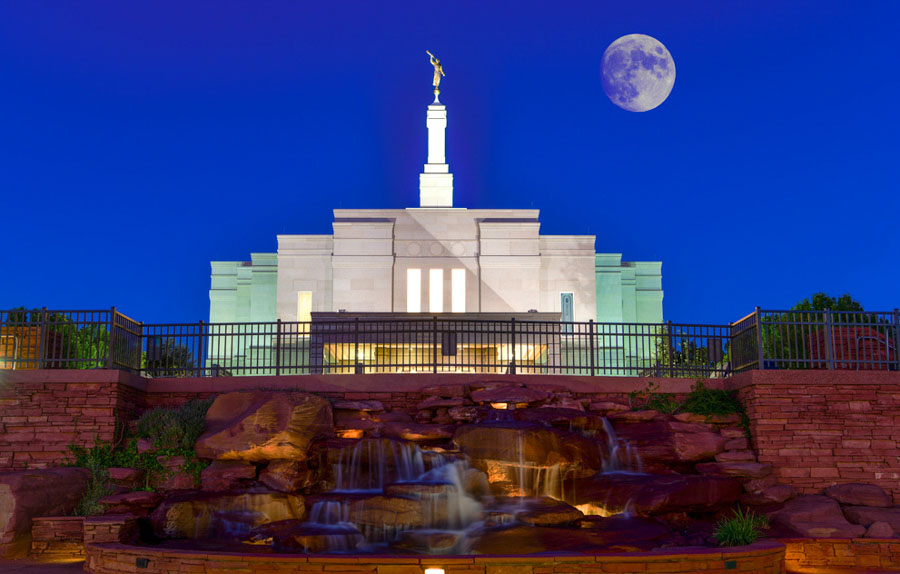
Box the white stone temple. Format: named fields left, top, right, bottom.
left=208, top=86, right=663, bottom=373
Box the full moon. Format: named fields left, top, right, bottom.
left=601, top=34, right=675, bottom=112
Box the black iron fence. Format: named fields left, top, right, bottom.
left=1, top=307, right=898, bottom=377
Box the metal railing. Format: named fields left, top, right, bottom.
left=1, top=307, right=898, bottom=377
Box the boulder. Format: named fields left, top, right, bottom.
left=97, top=491, right=162, bottom=516
left=469, top=385, right=549, bottom=405
left=332, top=400, right=384, bottom=412
left=825, top=483, right=892, bottom=508
left=773, top=495, right=866, bottom=538
left=370, top=410, right=412, bottom=423
left=724, top=437, right=749, bottom=451
left=248, top=519, right=362, bottom=553
left=715, top=450, right=757, bottom=462
left=740, top=485, right=796, bottom=506
left=843, top=506, right=900, bottom=531
left=865, top=521, right=894, bottom=538
left=574, top=514, right=671, bottom=545
left=566, top=472, right=741, bottom=516
left=588, top=401, right=629, bottom=414
left=743, top=474, right=778, bottom=493
left=150, top=456, right=198, bottom=491
left=423, top=384, right=466, bottom=398
left=347, top=495, right=426, bottom=530
left=384, top=482, right=457, bottom=498
left=200, top=460, right=257, bottom=492
left=695, top=462, right=773, bottom=479
left=608, top=410, right=658, bottom=422
left=448, top=406, right=481, bottom=422
left=673, top=413, right=742, bottom=425
left=673, top=431, right=729, bottom=462
left=418, top=396, right=466, bottom=409
left=107, top=467, right=144, bottom=489
left=381, top=422, right=455, bottom=442
left=453, top=422, right=604, bottom=478
left=259, top=460, right=316, bottom=493
left=611, top=420, right=726, bottom=470
left=136, top=438, right=155, bottom=454
left=195, top=391, right=333, bottom=462
left=393, top=530, right=461, bottom=553
left=0, top=468, right=91, bottom=558
left=720, top=427, right=746, bottom=439
left=515, top=497, right=584, bottom=526
left=149, top=488, right=305, bottom=539
left=514, top=407, right=608, bottom=434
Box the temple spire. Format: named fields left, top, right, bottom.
left=419, top=51, right=453, bottom=207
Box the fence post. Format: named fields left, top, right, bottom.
left=197, top=319, right=205, bottom=377
left=588, top=319, right=596, bottom=376
left=893, top=309, right=899, bottom=372
left=432, top=316, right=438, bottom=374
left=510, top=317, right=517, bottom=375
left=666, top=320, right=674, bottom=378
left=824, top=308, right=834, bottom=370
left=107, top=306, right=116, bottom=370
left=354, top=318, right=361, bottom=374
left=754, top=307, right=763, bottom=370
left=275, top=319, right=282, bottom=377
left=37, top=307, right=48, bottom=369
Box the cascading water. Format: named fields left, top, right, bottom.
left=300, top=439, right=485, bottom=553
left=601, top=417, right=643, bottom=473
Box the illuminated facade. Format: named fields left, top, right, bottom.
left=209, top=95, right=663, bottom=373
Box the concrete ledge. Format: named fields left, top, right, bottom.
left=84, top=541, right=786, bottom=573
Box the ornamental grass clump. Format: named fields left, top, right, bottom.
left=713, top=507, right=769, bottom=547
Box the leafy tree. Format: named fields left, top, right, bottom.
left=4, top=307, right=109, bottom=368
left=143, top=337, right=197, bottom=377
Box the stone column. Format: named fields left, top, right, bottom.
left=419, top=103, right=454, bottom=207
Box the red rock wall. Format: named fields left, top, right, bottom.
left=30, top=516, right=85, bottom=560
left=732, top=370, right=900, bottom=502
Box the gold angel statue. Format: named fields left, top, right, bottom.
left=427, top=51, right=444, bottom=94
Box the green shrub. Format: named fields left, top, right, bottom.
left=680, top=381, right=743, bottom=416
left=713, top=507, right=769, bottom=546
left=135, top=398, right=213, bottom=450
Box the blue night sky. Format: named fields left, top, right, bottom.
left=1, top=1, right=898, bottom=324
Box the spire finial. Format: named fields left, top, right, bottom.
left=426, top=51, right=444, bottom=101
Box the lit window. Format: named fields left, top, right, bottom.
left=451, top=268, right=465, bottom=312
left=429, top=269, right=443, bottom=313
left=407, top=269, right=421, bottom=312
left=297, top=291, right=312, bottom=323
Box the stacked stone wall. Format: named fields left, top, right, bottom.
left=731, top=370, right=900, bottom=502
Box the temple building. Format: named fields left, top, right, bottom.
left=208, top=82, right=663, bottom=373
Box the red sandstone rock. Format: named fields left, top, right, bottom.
left=453, top=422, right=604, bottom=478
left=825, top=483, right=892, bottom=508
left=370, top=410, right=412, bottom=423
left=514, top=407, right=608, bottom=434
left=773, top=495, right=866, bottom=538
left=740, top=485, right=796, bottom=506
left=200, top=460, right=257, bottom=492
left=392, top=529, right=461, bottom=553
left=417, top=396, right=466, bottom=409
left=588, top=401, right=629, bottom=414
left=422, top=384, right=466, bottom=398
left=724, top=437, right=749, bottom=451
left=149, top=489, right=305, bottom=539
left=195, top=391, right=333, bottom=462
left=547, top=397, right=586, bottom=411
left=720, top=427, right=746, bottom=439
left=514, top=497, right=584, bottom=526
left=674, top=412, right=742, bottom=425
left=843, top=506, right=900, bottom=531
left=609, top=410, right=659, bottom=422
left=667, top=421, right=716, bottom=433
left=567, top=472, right=741, bottom=516
left=0, top=467, right=91, bottom=558
left=332, top=400, right=384, bottom=411
left=742, top=474, right=778, bottom=493
left=673, top=431, right=729, bottom=462
left=695, top=461, right=773, bottom=479
left=381, top=422, right=455, bottom=442
left=136, top=438, right=155, bottom=454
left=97, top=491, right=162, bottom=515
left=107, top=467, right=144, bottom=489
left=715, top=450, right=757, bottom=463
left=448, top=406, right=480, bottom=422
left=150, top=456, right=198, bottom=491
left=346, top=495, right=426, bottom=531
left=248, top=519, right=362, bottom=552
left=469, top=385, right=550, bottom=405
left=258, top=460, right=316, bottom=493
left=865, top=520, right=894, bottom=538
